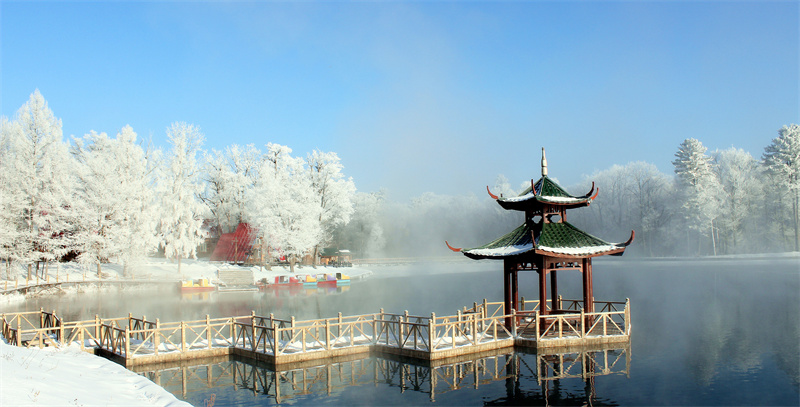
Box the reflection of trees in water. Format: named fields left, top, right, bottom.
left=683, top=267, right=799, bottom=388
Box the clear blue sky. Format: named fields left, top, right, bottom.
left=2, top=1, right=798, bottom=202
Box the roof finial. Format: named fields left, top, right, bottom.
left=541, top=147, right=548, bottom=177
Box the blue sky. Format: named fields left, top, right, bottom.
left=2, top=1, right=797, bottom=202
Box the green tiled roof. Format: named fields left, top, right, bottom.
left=465, top=223, right=533, bottom=252
left=462, top=220, right=622, bottom=259
left=517, top=176, right=575, bottom=198
left=537, top=222, right=610, bottom=249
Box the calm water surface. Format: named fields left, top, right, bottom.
left=4, top=258, right=799, bottom=406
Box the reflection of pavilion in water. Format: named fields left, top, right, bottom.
left=134, top=342, right=629, bottom=405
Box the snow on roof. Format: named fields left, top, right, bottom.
left=502, top=192, right=534, bottom=202
left=501, top=193, right=586, bottom=204
left=464, top=243, right=534, bottom=257
left=537, top=244, right=620, bottom=256
left=536, top=195, right=587, bottom=204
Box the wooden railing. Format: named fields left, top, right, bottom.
left=1, top=299, right=631, bottom=362
left=515, top=299, right=631, bottom=341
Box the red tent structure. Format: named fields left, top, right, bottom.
left=210, top=223, right=258, bottom=263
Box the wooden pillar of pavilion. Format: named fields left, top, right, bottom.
left=503, top=258, right=519, bottom=329
left=582, top=258, right=594, bottom=313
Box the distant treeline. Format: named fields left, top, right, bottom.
left=336, top=127, right=800, bottom=258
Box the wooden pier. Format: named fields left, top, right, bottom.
left=0, top=298, right=630, bottom=368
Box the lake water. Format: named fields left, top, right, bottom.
left=4, top=257, right=799, bottom=406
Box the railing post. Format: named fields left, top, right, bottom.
left=271, top=321, right=277, bottom=356
left=325, top=319, right=331, bottom=350
left=482, top=299, right=488, bottom=318
left=154, top=319, right=160, bottom=356
left=534, top=311, right=540, bottom=341
left=338, top=312, right=343, bottom=339
left=429, top=313, right=435, bottom=352
left=231, top=318, right=237, bottom=348
left=626, top=298, right=631, bottom=334
left=124, top=327, right=130, bottom=358
left=580, top=309, right=586, bottom=338
left=291, top=316, right=296, bottom=343
left=181, top=322, right=186, bottom=353
left=95, top=315, right=100, bottom=341
left=206, top=315, right=212, bottom=349
left=472, top=314, right=478, bottom=344
left=511, top=309, right=517, bottom=337
left=40, top=307, right=44, bottom=329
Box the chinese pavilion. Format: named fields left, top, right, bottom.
left=446, top=148, right=634, bottom=328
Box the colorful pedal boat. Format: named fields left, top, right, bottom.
left=315, top=273, right=351, bottom=287
left=271, top=274, right=318, bottom=288
left=180, top=278, right=216, bottom=292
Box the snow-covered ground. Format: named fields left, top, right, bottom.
left=0, top=340, right=190, bottom=406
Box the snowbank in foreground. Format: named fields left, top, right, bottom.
left=0, top=340, right=190, bottom=406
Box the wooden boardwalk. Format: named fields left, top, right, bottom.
left=0, top=298, right=631, bottom=368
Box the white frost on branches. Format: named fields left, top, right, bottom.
left=157, top=122, right=207, bottom=275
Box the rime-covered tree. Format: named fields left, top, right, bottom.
left=72, top=126, right=159, bottom=277
left=200, top=144, right=263, bottom=234
left=0, top=117, right=21, bottom=277
left=158, top=122, right=207, bottom=275
left=763, top=124, right=800, bottom=251
left=1, top=90, right=75, bottom=278
left=332, top=191, right=387, bottom=258
left=248, top=144, right=321, bottom=272
left=306, top=150, right=356, bottom=264
left=712, top=148, right=760, bottom=253
left=673, top=138, right=722, bottom=255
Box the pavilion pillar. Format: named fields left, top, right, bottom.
left=582, top=258, right=594, bottom=313
left=511, top=265, right=519, bottom=314
left=504, top=258, right=512, bottom=329
left=550, top=268, right=559, bottom=312
left=538, top=256, right=548, bottom=315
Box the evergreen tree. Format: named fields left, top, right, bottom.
left=158, top=122, right=207, bottom=275
left=672, top=138, right=721, bottom=255
left=1, top=90, right=75, bottom=278
left=306, top=150, right=356, bottom=264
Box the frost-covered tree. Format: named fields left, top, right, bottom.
left=492, top=174, right=516, bottom=198
left=1, top=90, right=75, bottom=278
left=0, top=117, right=21, bottom=277
left=248, top=144, right=321, bottom=272
left=763, top=124, right=800, bottom=251
left=625, top=162, right=674, bottom=256
left=306, top=150, right=356, bottom=264
left=332, top=190, right=386, bottom=258
left=200, top=144, right=263, bottom=234
left=72, top=126, right=159, bottom=277
left=157, top=122, right=207, bottom=275
left=712, top=148, right=761, bottom=253
left=673, top=138, right=722, bottom=255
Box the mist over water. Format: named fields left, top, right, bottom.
left=4, top=257, right=798, bottom=405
